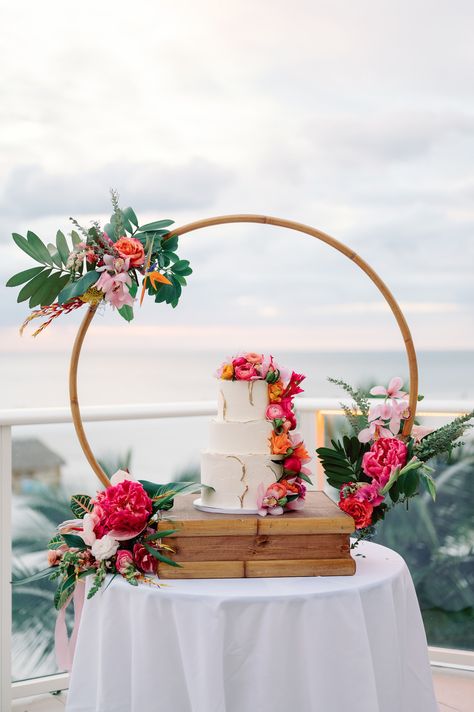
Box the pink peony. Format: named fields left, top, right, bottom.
left=362, top=437, right=408, bottom=487
left=266, top=403, right=285, bottom=420
left=92, top=480, right=153, bottom=541
left=116, top=549, right=134, bottom=574
left=133, top=542, right=158, bottom=574
left=235, top=363, right=257, bottom=380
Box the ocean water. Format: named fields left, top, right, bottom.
left=2, top=349, right=473, bottom=493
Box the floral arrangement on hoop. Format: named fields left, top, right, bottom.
left=15, top=473, right=202, bottom=607
left=317, top=377, right=474, bottom=544
left=6, top=190, right=192, bottom=335
left=216, top=352, right=312, bottom=515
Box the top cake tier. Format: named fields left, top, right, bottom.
left=217, top=380, right=269, bottom=422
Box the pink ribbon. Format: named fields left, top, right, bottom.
left=54, top=580, right=85, bottom=671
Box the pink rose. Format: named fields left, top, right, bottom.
left=362, top=437, right=408, bottom=487
left=235, top=363, right=257, bottom=380
left=92, top=480, right=153, bottom=541
left=266, top=403, right=285, bottom=420
left=283, top=455, right=302, bottom=473
left=133, top=542, right=158, bottom=574
left=245, top=352, right=263, bottom=364
left=116, top=549, right=134, bottom=574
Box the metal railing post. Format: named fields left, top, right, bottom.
left=0, top=425, right=12, bottom=711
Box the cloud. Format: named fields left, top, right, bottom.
left=0, top=158, right=232, bottom=219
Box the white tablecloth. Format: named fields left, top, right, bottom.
left=66, top=541, right=438, bottom=712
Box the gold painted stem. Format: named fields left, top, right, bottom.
left=69, top=305, right=111, bottom=488
left=166, top=214, right=418, bottom=436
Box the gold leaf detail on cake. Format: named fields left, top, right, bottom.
left=267, top=463, right=281, bottom=481
left=219, top=389, right=227, bottom=420
left=248, top=381, right=254, bottom=406
left=226, top=455, right=248, bottom=508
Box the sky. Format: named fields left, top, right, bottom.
left=1, top=0, right=473, bottom=355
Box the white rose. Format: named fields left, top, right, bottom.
left=91, top=534, right=119, bottom=561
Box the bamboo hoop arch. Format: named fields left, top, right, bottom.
left=69, top=214, right=418, bottom=489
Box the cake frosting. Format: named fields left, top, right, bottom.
left=200, top=353, right=312, bottom=514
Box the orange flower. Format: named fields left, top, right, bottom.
left=293, top=443, right=310, bottom=461
left=268, top=380, right=284, bottom=402
left=280, top=478, right=300, bottom=494
left=221, top=363, right=234, bottom=380
left=115, top=236, right=145, bottom=267
left=270, top=431, right=292, bottom=455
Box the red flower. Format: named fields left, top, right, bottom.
left=283, top=455, right=302, bottom=473
left=338, top=494, right=373, bottom=529
left=283, top=372, right=305, bottom=398
left=133, top=542, right=158, bottom=574
left=362, top=438, right=408, bottom=487
left=92, top=480, right=153, bottom=541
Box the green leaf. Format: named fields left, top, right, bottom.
left=12, top=567, right=53, bottom=586
left=62, top=533, right=86, bottom=550
left=139, top=219, right=174, bottom=231
left=12, top=233, right=43, bottom=262
left=29, top=272, right=70, bottom=308
left=139, top=480, right=201, bottom=510
left=27, top=231, right=54, bottom=265
left=56, top=230, right=70, bottom=265
left=420, top=472, right=436, bottom=501
left=402, top=469, right=419, bottom=497
left=71, top=231, right=81, bottom=247
left=162, top=235, right=179, bottom=252
left=57, top=270, right=100, bottom=304
left=47, top=243, right=63, bottom=269
left=171, top=260, right=190, bottom=273
left=48, top=534, right=65, bottom=550
left=55, top=572, right=77, bottom=610
left=123, top=206, right=139, bottom=227
left=144, top=543, right=182, bottom=568
left=174, top=275, right=187, bottom=286
left=144, top=529, right=178, bottom=541
left=6, top=266, right=44, bottom=287
left=70, top=494, right=93, bottom=519
left=17, top=269, right=52, bottom=303
left=118, top=281, right=137, bottom=322
left=299, top=472, right=313, bottom=485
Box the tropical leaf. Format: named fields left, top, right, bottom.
left=12, top=567, right=53, bottom=586
left=55, top=230, right=71, bottom=265
left=29, top=272, right=70, bottom=308
left=47, top=243, right=63, bottom=269
left=17, top=269, right=52, bottom=303
left=144, top=529, right=178, bottom=541
left=47, top=534, right=64, bottom=550
left=26, top=231, right=54, bottom=265
left=12, top=233, right=47, bottom=263
left=118, top=282, right=137, bottom=322
left=6, top=266, right=44, bottom=287
left=57, top=270, right=100, bottom=304
left=71, top=230, right=82, bottom=247
left=139, top=480, right=201, bottom=511
left=70, top=494, right=93, bottom=519
left=54, top=572, right=77, bottom=610
left=123, top=206, right=139, bottom=227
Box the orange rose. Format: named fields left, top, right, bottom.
left=293, top=443, right=310, bottom=461
left=268, top=380, right=284, bottom=402
left=270, top=431, right=292, bottom=455
left=221, top=364, right=234, bottom=380
left=114, top=236, right=145, bottom=267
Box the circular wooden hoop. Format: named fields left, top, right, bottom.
left=69, top=213, right=418, bottom=488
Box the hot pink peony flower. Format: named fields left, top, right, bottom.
left=133, top=542, right=158, bottom=574
left=92, top=480, right=153, bottom=541
left=362, top=437, right=408, bottom=487
left=266, top=403, right=285, bottom=420
left=116, top=549, right=134, bottom=574
left=234, top=363, right=257, bottom=380
left=232, top=356, right=247, bottom=367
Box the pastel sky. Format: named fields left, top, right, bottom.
left=1, top=0, right=473, bottom=352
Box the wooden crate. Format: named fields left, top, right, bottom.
left=156, top=492, right=355, bottom=578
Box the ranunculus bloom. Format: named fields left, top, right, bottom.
left=270, top=431, right=292, bottom=455
left=234, top=363, right=257, bottom=380
left=362, top=437, right=408, bottom=487
left=268, top=380, right=284, bottom=402
left=339, top=495, right=373, bottom=529
left=91, top=534, right=119, bottom=561
left=92, top=480, right=153, bottom=541
left=116, top=549, right=134, bottom=575
left=221, top=363, right=234, bottom=380
left=133, top=542, right=158, bottom=574
left=266, top=403, right=285, bottom=420
left=232, top=356, right=247, bottom=367
left=245, top=352, right=263, bottom=364
left=283, top=455, right=302, bottom=473
left=114, top=236, right=146, bottom=267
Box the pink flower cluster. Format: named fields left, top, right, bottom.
left=216, top=353, right=292, bottom=383
left=358, top=377, right=410, bottom=443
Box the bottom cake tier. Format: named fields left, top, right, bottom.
left=200, top=452, right=282, bottom=511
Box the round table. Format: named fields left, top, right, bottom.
left=66, top=541, right=438, bottom=712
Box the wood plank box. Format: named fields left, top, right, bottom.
left=156, top=492, right=356, bottom=579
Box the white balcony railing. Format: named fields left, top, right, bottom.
left=2, top=398, right=473, bottom=708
